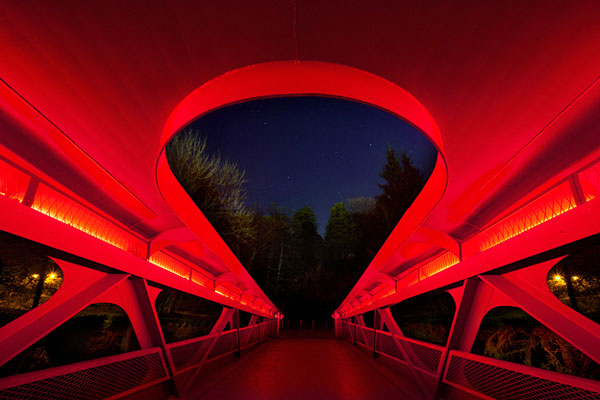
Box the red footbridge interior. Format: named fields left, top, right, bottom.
left=0, top=2, right=599, bottom=399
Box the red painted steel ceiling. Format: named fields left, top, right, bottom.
left=1, top=1, right=599, bottom=313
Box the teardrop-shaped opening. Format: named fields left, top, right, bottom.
left=166, top=96, right=437, bottom=320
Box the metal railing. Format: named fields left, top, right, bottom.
left=444, top=350, right=600, bottom=400
left=0, top=320, right=276, bottom=399
left=339, top=320, right=600, bottom=399
left=167, top=321, right=274, bottom=374
left=0, top=155, right=276, bottom=316
left=338, top=158, right=600, bottom=319
left=0, top=347, right=168, bottom=400
left=339, top=321, right=444, bottom=377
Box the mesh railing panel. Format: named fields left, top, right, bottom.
left=445, top=352, right=600, bottom=400
left=340, top=322, right=440, bottom=374
left=0, top=159, right=30, bottom=203
left=238, top=325, right=260, bottom=348
left=169, top=336, right=213, bottom=371
left=357, top=326, right=374, bottom=348
left=0, top=349, right=166, bottom=400
left=342, top=322, right=354, bottom=342
left=343, top=322, right=350, bottom=341
left=355, top=328, right=366, bottom=346
left=169, top=324, right=271, bottom=373
left=401, top=338, right=443, bottom=374
left=375, top=332, right=406, bottom=362
left=259, top=322, right=270, bottom=341
left=248, top=325, right=260, bottom=345
left=207, top=331, right=238, bottom=361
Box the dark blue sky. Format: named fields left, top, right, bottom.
left=188, top=97, right=437, bottom=235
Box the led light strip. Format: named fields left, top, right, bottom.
left=339, top=159, right=600, bottom=317
left=0, top=157, right=277, bottom=317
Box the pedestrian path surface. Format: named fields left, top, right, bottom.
left=191, top=330, right=424, bottom=400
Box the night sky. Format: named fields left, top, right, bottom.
left=187, top=96, right=437, bottom=235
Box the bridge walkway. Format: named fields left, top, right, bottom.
left=188, top=330, right=423, bottom=400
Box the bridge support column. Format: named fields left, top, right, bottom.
left=97, top=276, right=182, bottom=398
left=377, top=308, right=431, bottom=398
left=480, top=270, right=600, bottom=364
left=0, top=260, right=129, bottom=369
left=373, top=308, right=383, bottom=359
left=233, top=309, right=241, bottom=358
left=432, top=277, right=505, bottom=400
left=180, top=307, right=236, bottom=396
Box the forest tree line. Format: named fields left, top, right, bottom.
left=166, top=129, right=428, bottom=320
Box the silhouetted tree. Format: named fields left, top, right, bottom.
left=325, top=202, right=359, bottom=270
left=258, top=206, right=294, bottom=297
left=166, top=129, right=255, bottom=259
left=347, top=196, right=377, bottom=263
left=0, top=232, right=63, bottom=325
left=165, top=133, right=432, bottom=322
left=548, top=243, right=600, bottom=320
left=290, top=207, right=322, bottom=273
left=372, top=146, right=425, bottom=250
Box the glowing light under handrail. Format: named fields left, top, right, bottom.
left=0, top=158, right=30, bottom=203
left=463, top=180, right=577, bottom=256
left=339, top=159, right=600, bottom=317
left=31, top=183, right=148, bottom=257
left=0, top=159, right=280, bottom=316
left=148, top=250, right=191, bottom=279
left=419, top=251, right=460, bottom=280
left=215, top=285, right=230, bottom=298
left=371, top=284, right=395, bottom=302
left=578, top=161, right=600, bottom=201
left=191, top=269, right=214, bottom=289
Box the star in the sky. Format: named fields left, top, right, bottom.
left=190, top=96, right=436, bottom=236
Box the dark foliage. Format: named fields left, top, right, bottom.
left=390, top=291, right=456, bottom=346
left=0, top=231, right=63, bottom=327
left=547, top=242, right=600, bottom=324
left=473, top=307, right=600, bottom=380
left=0, top=303, right=139, bottom=377
left=371, top=146, right=426, bottom=252
left=155, top=287, right=224, bottom=343
left=167, top=133, right=429, bottom=321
